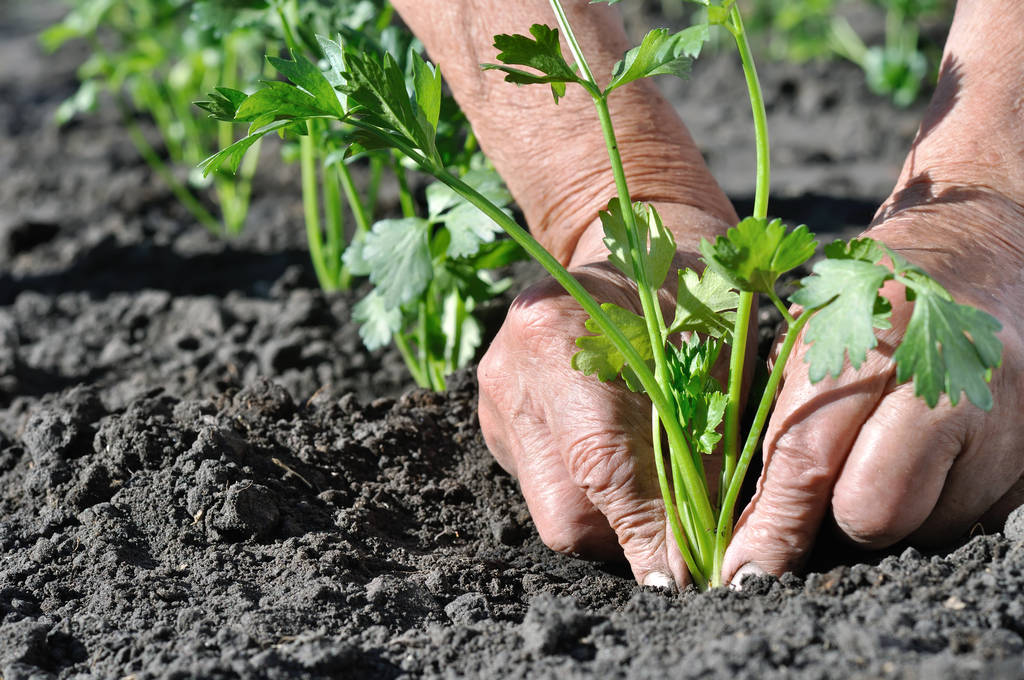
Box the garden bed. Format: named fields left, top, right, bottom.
left=2, top=2, right=1024, bottom=678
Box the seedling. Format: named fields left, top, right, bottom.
left=42, top=0, right=270, bottom=235
left=200, top=0, right=1001, bottom=588
left=200, top=29, right=523, bottom=389
left=750, top=0, right=951, bottom=106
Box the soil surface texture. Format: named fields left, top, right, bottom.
left=3, top=2, right=1024, bottom=679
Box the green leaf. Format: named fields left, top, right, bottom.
left=665, top=336, right=726, bottom=455
left=822, top=237, right=886, bottom=263
left=317, top=34, right=348, bottom=89
left=346, top=217, right=433, bottom=307
left=482, top=24, right=580, bottom=102
left=606, top=25, right=709, bottom=94
left=234, top=81, right=333, bottom=122
left=342, top=46, right=438, bottom=159
left=199, top=119, right=293, bottom=176
left=426, top=169, right=512, bottom=259
left=893, top=276, right=1002, bottom=409
left=411, top=52, right=442, bottom=132
left=353, top=290, right=402, bottom=351
left=268, top=52, right=345, bottom=118
left=600, top=200, right=676, bottom=289
left=195, top=87, right=248, bottom=121
left=700, top=217, right=817, bottom=293
left=572, top=303, right=652, bottom=391
left=791, top=258, right=893, bottom=381
left=669, top=267, right=738, bottom=339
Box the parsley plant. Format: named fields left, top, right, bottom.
left=200, top=0, right=1001, bottom=587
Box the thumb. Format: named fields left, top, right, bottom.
left=721, top=358, right=890, bottom=585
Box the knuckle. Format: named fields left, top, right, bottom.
left=766, top=434, right=835, bottom=494
left=563, top=430, right=634, bottom=498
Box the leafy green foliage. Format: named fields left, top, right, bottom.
left=700, top=217, right=816, bottom=293
left=666, top=337, right=728, bottom=456
left=482, top=24, right=580, bottom=101
left=791, top=259, right=893, bottom=381
left=791, top=237, right=1002, bottom=409
left=573, top=303, right=652, bottom=392
left=600, top=201, right=676, bottom=289
left=893, top=271, right=1002, bottom=409
left=343, top=163, right=523, bottom=383
left=605, top=25, right=709, bottom=94
left=669, top=268, right=738, bottom=340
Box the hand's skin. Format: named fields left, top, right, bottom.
left=723, top=0, right=1024, bottom=584
left=393, top=0, right=1024, bottom=587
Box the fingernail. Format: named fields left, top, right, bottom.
left=642, top=571, right=674, bottom=589
left=729, top=562, right=766, bottom=590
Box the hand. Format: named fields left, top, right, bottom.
left=478, top=204, right=734, bottom=587
left=723, top=187, right=1024, bottom=584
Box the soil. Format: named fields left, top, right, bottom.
left=3, top=2, right=1024, bottom=678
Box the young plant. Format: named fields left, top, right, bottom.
left=749, top=0, right=952, bottom=106
left=199, top=33, right=523, bottom=389
left=199, top=0, right=1001, bottom=588
left=42, top=0, right=270, bottom=235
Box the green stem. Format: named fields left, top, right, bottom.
left=395, top=332, right=430, bottom=388
left=713, top=5, right=774, bottom=587
left=548, top=0, right=717, bottom=560
left=337, top=161, right=372, bottom=236
left=653, top=406, right=707, bottom=589
left=323, top=160, right=345, bottom=284
left=768, top=289, right=797, bottom=326
left=393, top=155, right=417, bottom=218
left=730, top=7, right=771, bottom=221
left=721, top=291, right=752, bottom=503
left=301, top=120, right=335, bottom=291
left=712, top=309, right=814, bottom=586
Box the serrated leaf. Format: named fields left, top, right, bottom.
left=669, top=267, right=738, bottom=339
left=600, top=201, right=676, bottom=289
left=195, top=87, right=248, bottom=121
left=342, top=47, right=433, bottom=154
left=606, top=25, right=709, bottom=94
left=893, top=276, right=1002, bottom=409
left=426, top=169, right=512, bottom=259
left=823, top=237, right=886, bottom=263
left=268, top=52, right=345, bottom=118
left=199, top=119, right=293, bottom=176
left=572, top=303, right=651, bottom=391
left=792, top=259, right=893, bottom=381
left=482, top=24, right=580, bottom=102
left=353, top=290, right=402, bottom=350
left=351, top=217, right=433, bottom=307
left=234, top=81, right=333, bottom=122
left=701, top=217, right=817, bottom=293
left=665, top=336, right=725, bottom=455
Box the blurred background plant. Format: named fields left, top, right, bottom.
left=42, top=0, right=523, bottom=391
left=746, top=0, right=954, bottom=106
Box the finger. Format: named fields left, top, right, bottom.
left=476, top=285, right=621, bottom=560
left=721, top=355, right=892, bottom=584
left=912, top=391, right=1024, bottom=542
left=830, top=387, right=964, bottom=548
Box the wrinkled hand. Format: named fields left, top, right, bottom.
left=478, top=205, right=732, bottom=588
left=724, top=189, right=1024, bottom=584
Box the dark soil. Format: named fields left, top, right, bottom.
left=3, top=2, right=1024, bottom=678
